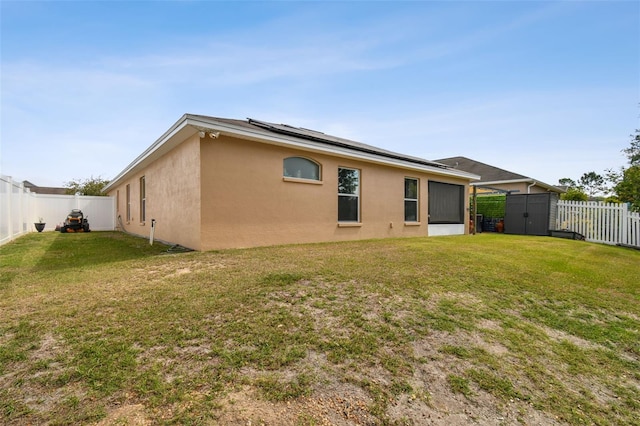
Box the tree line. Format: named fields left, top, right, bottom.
left=64, top=176, right=110, bottom=196
left=558, top=129, right=640, bottom=211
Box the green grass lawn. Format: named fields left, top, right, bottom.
left=1, top=232, right=639, bottom=425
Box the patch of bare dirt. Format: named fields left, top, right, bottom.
left=142, top=258, right=230, bottom=281
left=408, top=332, right=564, bottom=426
left=1, top=333, right=85, bottom=416
left=215, top=386, right=377, bottom=425
left=94, top=404, right=151, bottom=426
left=542, top=326, right=602, bottom=351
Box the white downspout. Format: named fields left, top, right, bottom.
left=527, top=181, right=536, bottom=194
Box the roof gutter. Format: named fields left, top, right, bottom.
left=473, top=178, right=564, bottom=193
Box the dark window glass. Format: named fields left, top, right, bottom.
left=338, top=168, right=359, bottom=194
left=405, top=200, right=418, bottom=222
left=126, top=184, right=131, bottom=222
left=405, top=178, right=418, bottom=199
left=338, top=196, right=359, bottom=221
left=140, top=176, right=146, bottom=222
left=405, top=178, right=418, bottom=221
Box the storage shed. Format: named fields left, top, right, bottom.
left=504, top=193, right=559, bottom=236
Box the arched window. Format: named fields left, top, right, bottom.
left=283, top=157, right=321, bottom=180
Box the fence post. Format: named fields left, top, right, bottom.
left=19, top=181, right=26, bottom=233
left=621, top=203, right=628, bottom=246
left=18, top=180, right=22, bottom=234
left=7, top=176, right=13, bottom=241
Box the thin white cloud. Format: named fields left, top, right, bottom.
left=1, top=1, right=637, bottom=189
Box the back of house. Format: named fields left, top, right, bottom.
left=104, top=115, right=479, bottom=250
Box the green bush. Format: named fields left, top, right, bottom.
left=561, top=188, right=588, bottom=201
left=474, top=195, right=505, bottom=218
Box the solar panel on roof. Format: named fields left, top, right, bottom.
left=247, top=118, right=449, bottom=170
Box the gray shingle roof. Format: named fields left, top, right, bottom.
left=434, top=156, right=564, bottom=193
left=434, top=156, right=529, bottom=182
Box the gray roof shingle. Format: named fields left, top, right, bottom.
left=434, top=156, right=528, bottom=182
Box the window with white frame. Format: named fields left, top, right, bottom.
left=126, top=184, right=131, bottom=222
left=139, top=176, right=146, bottom=223
left=404, top=178, right=419, bottom=222
left=338, top=167, right=360, bottom=222
left=283, top=157, right=321, bottom=180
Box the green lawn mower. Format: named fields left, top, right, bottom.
left=60, top=209, right=91, bottom=233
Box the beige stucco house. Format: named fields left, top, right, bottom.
left=104, top=114, right=479, bottom=251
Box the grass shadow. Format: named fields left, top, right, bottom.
left=31, top=231, right=172, bottom=271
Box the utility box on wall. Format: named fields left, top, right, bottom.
left=504, top=193, right=558, bottom=236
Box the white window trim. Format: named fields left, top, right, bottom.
left=283, top=177, right=323, bottom=185
left=126, top=184, right=131, bottom=224
left=338, top=167, right=360, bottom=223
left=404, top=177, right=419, bottom=223
left=338, top=222, right=362, bottom=228
left=283, top=156, right=322, bottom=181
left=140, top=176, right=146, bottom=224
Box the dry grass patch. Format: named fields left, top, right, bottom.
left=1, top=232, right=639, bottom=425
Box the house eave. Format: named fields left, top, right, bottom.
left=186, top=115, right=479, bottom=180
left=105, top=114, right=479, bottom=192
left=473, top=179, right=564, bottom=193
left=105, top=114, right=197, bottom=192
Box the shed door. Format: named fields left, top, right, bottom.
left=504, top=193, right=551, bottom=236
left=504, top=195, right=527, bottom=235
left=525, top=194, right=550, bottom=236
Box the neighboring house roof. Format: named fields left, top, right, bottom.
left=23, top=180, right=67, bottom=195
left=434, top=156, right=565, bottom=193
left=105, top=114, right=479, bottom=191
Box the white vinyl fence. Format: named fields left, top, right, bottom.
left=1, top=175, right=115, bottom=246
left=556, top=200, right=640, bottom=248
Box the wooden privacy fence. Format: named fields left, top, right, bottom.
left=1, top=174, right=115, bottom=246
left=556, top=200, right=640, bottom=248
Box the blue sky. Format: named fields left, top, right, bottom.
left=1, top=0, right=638, bottom=188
